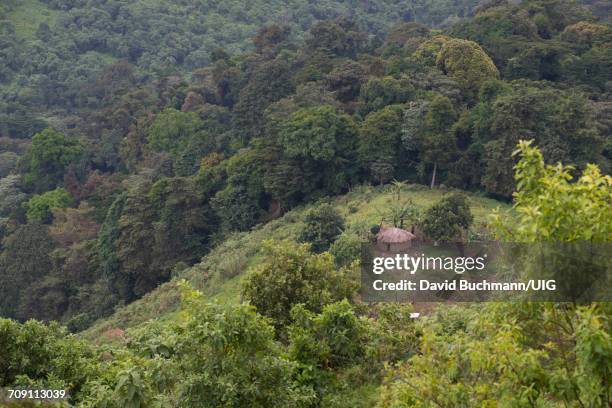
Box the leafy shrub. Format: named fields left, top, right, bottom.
left=329, top=233, right=362, bottom=266
left=366, top=303, right=421, bottom=364
left=420, top=192, right=473, bottom=242
left=299, top=203, right=345, bottom=252
left=23, top=129, right=83, bottom=193
left=0, top=318, right=96, bottom=401
left=92, top=282, right=317, bottom=407
left=242, top=240, right=357, bottom=330
left=24, top=188, right=74, bottom=223
left=289, top=300, right=369, bottom=370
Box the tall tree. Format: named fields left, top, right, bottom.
left=411, top=95, right=458, bottom=188
left=435, top=37, right=500, bottom=102
left=358, top=105, right=405, bottom=185
left=23, top=129, right=83, bottom=193
left=420, top=193, right=473, bottom=242
left=0, top=224, right=55, bottom=319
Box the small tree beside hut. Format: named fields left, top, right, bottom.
left=420, top=193, right=473, bottom=244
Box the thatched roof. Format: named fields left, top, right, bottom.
left=376, top=227, right=416, bottom=243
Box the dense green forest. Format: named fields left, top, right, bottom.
left=0, top=0, right=481, bottom=135
left=0, top=0, right=611, bottom=406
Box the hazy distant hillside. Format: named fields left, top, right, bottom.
left=0, top=0, right=479, bottom=118
left=2, top=0, right=607, bottom=138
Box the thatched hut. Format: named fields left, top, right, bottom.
left=376, top=227, right=416, bottom=252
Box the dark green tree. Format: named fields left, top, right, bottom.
left=305, top=19, right=367, bottom=58
left=288, top=300, right=368, bottom=369
left=23, top=129, right=83, bottom=193
left=232, top=56, right=295, bottom=142
left=242, top=240, right=356, bottom=330
left=0, top=224, right=55, bottom=319
left=435, top=37, right=500, bottom=101
left=279, top=105, right=357, bottom=163
left=97, top=192, right=128, bottom=300
left=358, top=105, right=405, bottom=185
left=299, top=203, right=345, bottom=253
left=0, top=318, right=95, bottom=391
left=325, top=60, right=367, bottom=102
left=420, top=193, right=473, bottom=243
left=403, top=96, right=458, bottom=188
left=211, top=149, right=267, bottom=231
left=265, top=105, right=359, bottom=206
left=24, top=188, right=74, bottom=224
left=359, top=76, right=414, bottom=115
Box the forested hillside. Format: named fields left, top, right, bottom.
left=1, top=0, right=609, bottom=328
left=79, top=185, right=506, bottom=339
left=0, top=0, right=480, bottom=134
left=0, top=0, right=610, bottom=406
left=2, top=143, right=610, bottom=407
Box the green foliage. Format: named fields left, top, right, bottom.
left=97, top=192, right=127, bottom=299
left=359, top=76, right=414, bottom=115
left=325, top=60, right=367, bottom=102
left=0, top=151, right=18, bottom=177
left=242, top=240, right=357, bottom=329
left=23, top=128, right=82, bottom=192
left=210, top=149, right=267, bottom=232
left=306, top=19, right=367, bottom=58
left=24, top=187, right=74, bottom=223
left=0, top=174, right=26, bottom=217
left=175, top=286, right=314, bottom=407
left=378, top=304, right=552, bottom=406
left=2, top=0, right=476, bottom=118
left=563, top=45, right=612, bottom=90
left=366, top=303, right=420, bottom=364
left=263, top=104, right=360, bottom=205
left=436, top=37, right=500, bottom=101
left=381, top=143, right=611, bottom=407
left=466, top=81, right=604, bottom=197
left=279, top=105, right=357, bottom=162
left=147, top=109, right=203, bottom=155
left=298, top=203, right=345, bottom=252
left=289, top=300, right=368, bottom=369
left=0, top=5, right=610, bottom=406
left=421, top=192, right=473, bottom=242
left=0, top=318, right=96, bottom=397
left=574, top=305, right=612, bottom=407
left=114, top=176, right=216, bottom=300
left=379, top=199, right=421, bottom=229
left=233, top=56, right=295, bottom=141
left=358, top=105, right=405, bottom=185
left=413, top=35, right=452, bottom=66
left=82, top=185, right=504, bottom=339
left=329, top=233, right=362, bottom=267
left=83, top=282, right=315, bottom=407
left=504, top=41, right=568, bottom=81
left=288, top=301, right=421, bottom=405
left=0, top=224, right=55, bottom=319
left=379, top=301, right=612, bottom=407
left=449, top=0, right=589, bottom=70
left=491, top=140, right=612, bottom=242
left=211, top=182, right=263, bottom=231
left=146, top=108, right=223, bottom=176
left=148, top=176, right=215, bottom=265
left=405, top=95, right=458, bottom=187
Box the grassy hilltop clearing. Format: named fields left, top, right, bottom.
left=82, top=184, right=508, bottom=341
